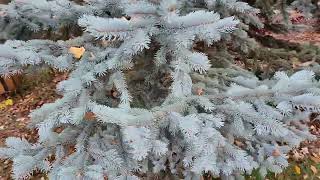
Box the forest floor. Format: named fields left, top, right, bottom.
left=0, top=72, right=67, bottom=180
left=0, top=18, right=319, bottom=180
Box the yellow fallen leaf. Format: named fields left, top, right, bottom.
left=310, top=165, right=318, bottom=174
left=295, top=165, right=301, bottom=175
left=4, top=99, right=13, bottom=106
left=291, top=57, right=300, bottom=63
left=0, top=99, right=13, bottom=109
left=69, top=46, right=85, bottom=59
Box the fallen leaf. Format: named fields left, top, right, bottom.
left=89, top=52, right=96, bottom=60
left=294, top=165, right=301, bottom=175
left=272, top=149, right=281, bottom=157
left=301, top=147, right=309, bottom=155
left=234, top=140, right=244, bottom=147
left=312, top=153, right=319, bottom=158
left=84, top=112, right=96, bottom=121
left=101, top=40, right=110, bottom=47
left=310, top=156, right=320, bottom=163
left=16, top=118, right=26, bottom=122
left=4, top=99, right=13, bottom=106
left=292, top=150, right=304, bottom=160
left=289, top=10, right=305, bottom=23
left=291, top=57, right=301, bottom=68
left=0, top=10, right=7, bottom=17
left=111, top=140, right=119, bottom=145
left=293, top=59, right=316, bottom=69
left=0, top=99, right=14, bottom=109
left=310, top=165, right=318, bottom=174
left=298, top=60, right=316, bottom=67
left=69, top=47, right=85, bottom=59
left=112, top=91, right=119, bottom=98
left=196, top=88, right=204, bottom=96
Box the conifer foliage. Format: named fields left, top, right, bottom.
left=0, top=0, right=319, bottom=179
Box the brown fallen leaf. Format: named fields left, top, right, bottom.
left=292, top=150, right=304, bottom=160
left=272, top=149, right=281, bottom=157
left=310, top=165, right=318, bottom=174
left=234, top=140, right=244, bottom=147
left=196, top=88, right=204, bottom=96
left=84, top=112, right=96, bottom=121
left=300, top=147, right=309, bottom=155
left=101, top=40, right=110, bottom=47
left=89, top=52, right=96, bottom=61
left=111, top=140, right=119, bottom=145
left=298, top=60, right=316, bottom=67
left=112, top=90, right=119, bottom=99
left=289, top=10, right=305, bottom=23
left=312, top=153, right=320, bottom=158
left=0, top=10, right=7, bottom=17
left=310, top=156, right=320, bottom=163
left=293, top=59, right=316, bottom=69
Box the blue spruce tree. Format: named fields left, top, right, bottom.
left=0, top=0, right=319, bottom=179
